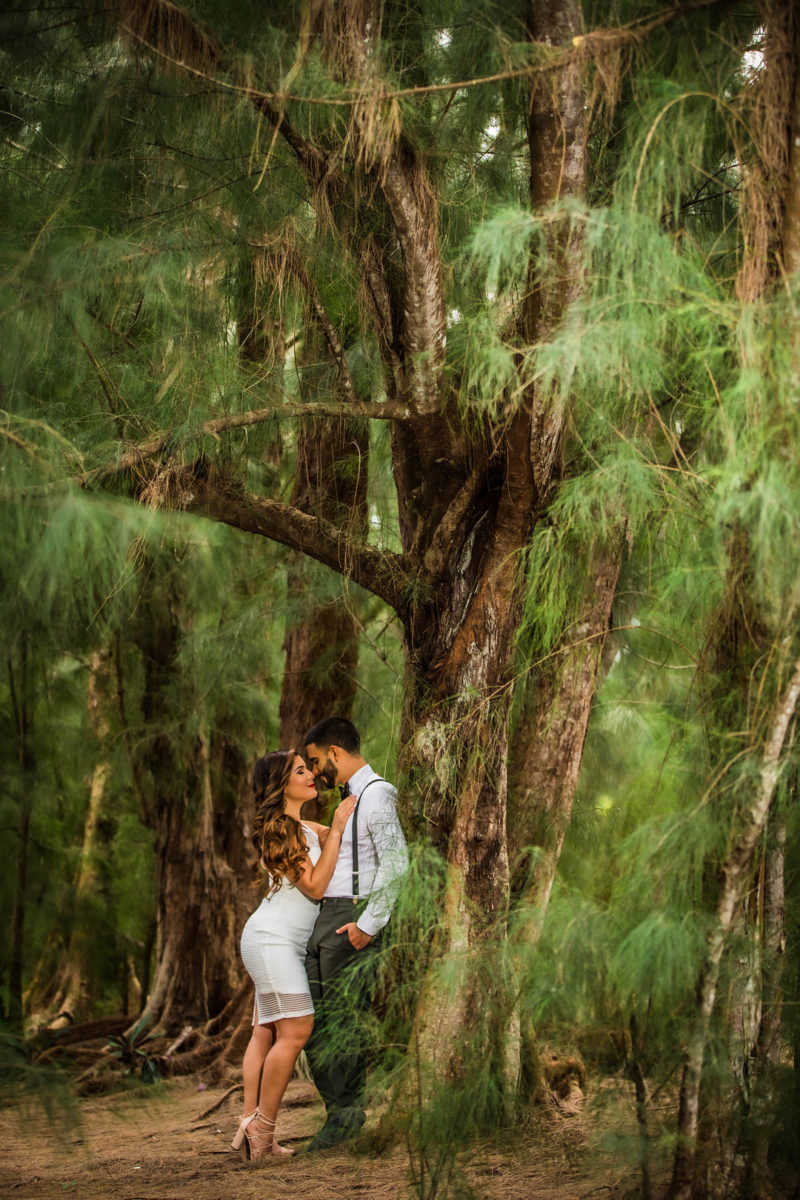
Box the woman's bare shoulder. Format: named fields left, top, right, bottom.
left=302, top=820, right=330, bottom=845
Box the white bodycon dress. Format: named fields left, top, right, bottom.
left=240, top=824, right=321, bottom=1024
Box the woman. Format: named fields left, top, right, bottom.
left=231, top=749, right=356, bottom=1162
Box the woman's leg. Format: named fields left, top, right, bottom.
left=241, top=1021, right=275, bottom=1113
left=256, top=1014, right=314, bottom=1150
left=232, top=1021, right=277, bottom=1158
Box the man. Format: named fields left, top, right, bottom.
left=302, top=715, right=408, bottom=1151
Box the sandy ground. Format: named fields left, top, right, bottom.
left=0, top=1075, right=663, bottom=1200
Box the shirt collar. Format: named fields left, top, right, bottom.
left=347, top=763, right=375, bottom=796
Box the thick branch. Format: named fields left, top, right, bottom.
left=183, top=475, right=409, bottom=612
left=380, top=152, right=446, bottom=416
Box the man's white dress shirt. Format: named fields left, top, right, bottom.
left=323, top=763, right=408, bottom=938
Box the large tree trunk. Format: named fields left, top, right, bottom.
left=125, top=573, right=251, bottom=1038
left=401, top=409, right=534, bottom=1086
left=396, top=0, right=589, bottom=1089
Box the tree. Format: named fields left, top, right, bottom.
left=77, top=0, right=602, bottom=1090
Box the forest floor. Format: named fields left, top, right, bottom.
left=0, top=1072, right=672, bottom=1200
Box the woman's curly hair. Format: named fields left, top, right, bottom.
left=252, top=750, right=309, bottom=896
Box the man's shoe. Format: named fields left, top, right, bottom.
left=304, top=1107, right=366, bottom=1153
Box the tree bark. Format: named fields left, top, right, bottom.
left=508, top=543, right=622, bottom=912
left=508, top=0, right=596, bottom=923
left=236, top=241, right=369, bottom=799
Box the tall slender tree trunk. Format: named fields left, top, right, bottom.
left=401, top=0, right=589, bottom=1087
left=504, top=0, right=600, bottom=920
left=507, top=543, right=621, bottom=1103
left=36, top=649, right=114, bottom=1026
left=669, top=656, right=800, bottom=1200
left=8, top=639, right=34, bottom=1032
left=278, top=402, right=368, bottom=754
left=238, top=245, right=368, bottom=765
left=743, top=813, right=787, bottom=1195
left=508, top=542, right=623, bottom=912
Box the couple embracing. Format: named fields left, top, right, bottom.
left=231, top=716, right=408, bottom=1162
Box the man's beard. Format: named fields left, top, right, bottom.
left=317, top=756, right=338, bottom=791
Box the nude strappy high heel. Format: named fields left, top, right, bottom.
left=231, top=1108, right=294, bottom=1162
left=256, top=1113, right=294, bottom=1159
left=231, top=1107, right=260, bottom=1161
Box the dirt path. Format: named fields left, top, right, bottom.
left=0, top=1076, right=654, bottom=1199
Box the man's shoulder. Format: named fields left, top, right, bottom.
left=358, top=769, right=398, bottom=807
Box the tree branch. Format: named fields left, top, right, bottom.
left=360, top=239, right=403, bottom=400
left=250, top=95, right=338, bottom=190
left=180, top=474, right=410, bottom=613
left=379, top=151, right=447, bottom=416
left=111, top=0, right=731, bottom=106
left=85, top=397, right=410, bottom=486
left=115, top=0, right=344, bottom=192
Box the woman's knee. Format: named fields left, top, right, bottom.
left=278, top=1015, right=313, bottom=1046
left=250, top=1021, right=274, bottom=1048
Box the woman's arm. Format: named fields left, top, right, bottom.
left=294, top=795, right=356, bottom=900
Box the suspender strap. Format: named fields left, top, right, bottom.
left=351, top=778, right=386, bottom=901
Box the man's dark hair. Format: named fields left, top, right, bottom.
left=304, top=716, right=361, bottom=754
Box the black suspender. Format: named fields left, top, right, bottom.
left=350, top=778, right=387, bottom=901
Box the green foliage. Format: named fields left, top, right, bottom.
left=2, top=1, right=800, bottom=1193
left=0, top=1027, right=83, bottom=1138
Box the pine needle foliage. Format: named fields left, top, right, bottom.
left=3, top=0, right=800, bottom=1192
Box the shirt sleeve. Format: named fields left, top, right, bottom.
left=356, top=781, right=409, bottom=938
